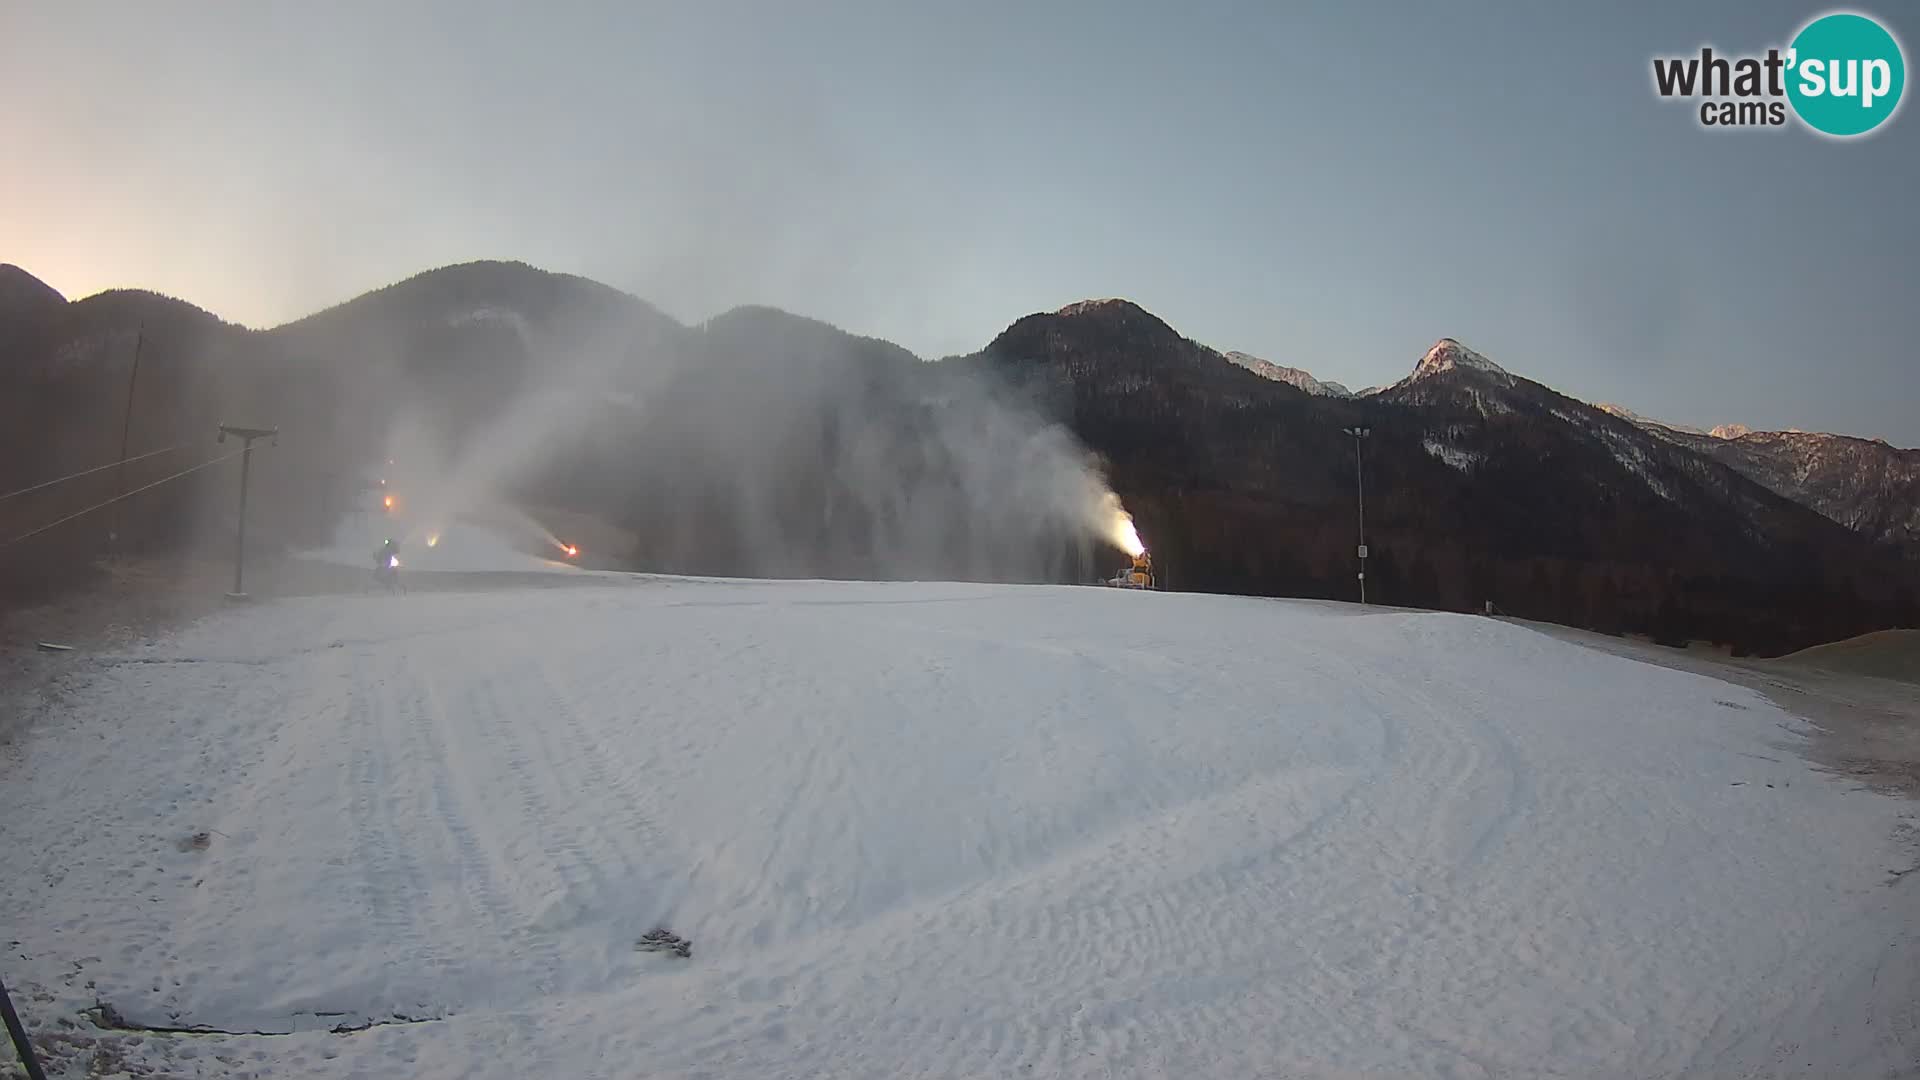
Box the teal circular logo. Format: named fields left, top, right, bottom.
left=1787, top=12, right=1906, bottom=136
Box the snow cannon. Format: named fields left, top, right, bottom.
left=1109, top=549, right=1153, bottom=590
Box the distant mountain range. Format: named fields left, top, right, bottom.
left=1580, top=403, right=1919, bottom=555
left=1145, top=330, right=1920, bottom=564
left=1645, top=428, right=1919, bottom=554
left=1, top=260, right=1913, bottom=653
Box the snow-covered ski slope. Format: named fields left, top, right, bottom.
left=3, top=578, right=1916, bottom=1078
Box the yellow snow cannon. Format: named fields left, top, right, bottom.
left=1109, top=550, right=1153, bottom=589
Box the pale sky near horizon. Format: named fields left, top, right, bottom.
left=3, top=1, right=1916, bottom=442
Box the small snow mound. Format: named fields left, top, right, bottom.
left=1410, top=338, right=1508, bottom=381
left=1711, top=423, right=1752, bottom=440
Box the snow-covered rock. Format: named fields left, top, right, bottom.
left=1408, top=337, right=1508, bottom=381
left=1221, top=351, right=1353, bottom=397
left=1422, top=433, right=1481, bottom=472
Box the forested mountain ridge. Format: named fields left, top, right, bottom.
left=2, top=262, right=1912, bottom=653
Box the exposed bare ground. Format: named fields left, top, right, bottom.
left=1782, top=628, right=1920, bottom=685
left=1504, top=616, right=1920, bottom=800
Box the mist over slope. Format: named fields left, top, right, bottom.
left=0, top=262, right=1133, bottom=597
left=1, top=260, right=1914, bottom=653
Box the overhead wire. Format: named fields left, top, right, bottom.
left=0, top=447, right=245, bottom=551
left=0, top=444, right=185, bottom=503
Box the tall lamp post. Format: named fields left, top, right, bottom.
left=217, top=424, right=277, bottom=600
left=1342, top=425, right=1371, bottom=604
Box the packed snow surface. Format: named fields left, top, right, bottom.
left=3, top=579, right=1916, bottom=1078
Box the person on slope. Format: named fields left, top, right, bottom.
left=374, top=537, right=402, bottom=591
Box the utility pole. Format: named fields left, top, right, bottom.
left=1342, top=426, right=1371, bottom=604
left=109, top=326, right=144, bottom=553
left=217, top=424, right=277, bottom=599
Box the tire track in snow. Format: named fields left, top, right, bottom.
left=342, top=644, right=446, bottom=1015
left=674, top=702, right=1396, bottom=1074
left=424, top=622, right=698, bottom=1001
left=678, top=628, right=1555, bottom=1078
left=21, top=586, right=1907, bottom=1078
left=421, top=653, right=579, bottom=996
left=411, top=663, right=547, bottom=1001
left=619, top=609, right=1530, bottom=1077
left=527, top=656, right=678, bottom=904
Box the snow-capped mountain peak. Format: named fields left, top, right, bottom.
left=1410, top=338, right=1508, bottom=381
left=1221, top=351, right=1352, bottom=397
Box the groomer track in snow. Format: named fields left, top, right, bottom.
left=2, top=578, right=1916, bottom=1077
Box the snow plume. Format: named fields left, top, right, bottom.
left=362, top=297, right=1138, bottom=583
left=386, top=377, right=596, bottom=545
left=1103, top=493, right=1146, bottom=556
left=362, top=290, right=682, bottom=559
left=613, top=309, right=1139, bottom=583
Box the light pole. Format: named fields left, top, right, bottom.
left=1342, top=426, right=1371, bottom=604
left=217, top=424, right=277, bottom=599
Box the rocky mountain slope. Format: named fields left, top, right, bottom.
left=1664, top=428, right=1920, bottom=557
left=1222, top=351, right=1352, bottom=396
left=1598, top=403, right=1920, bottom=559
left=967, top=311, right=1913, bottom=651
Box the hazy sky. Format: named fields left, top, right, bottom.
left=3, top=1, right=1916, bottom=442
